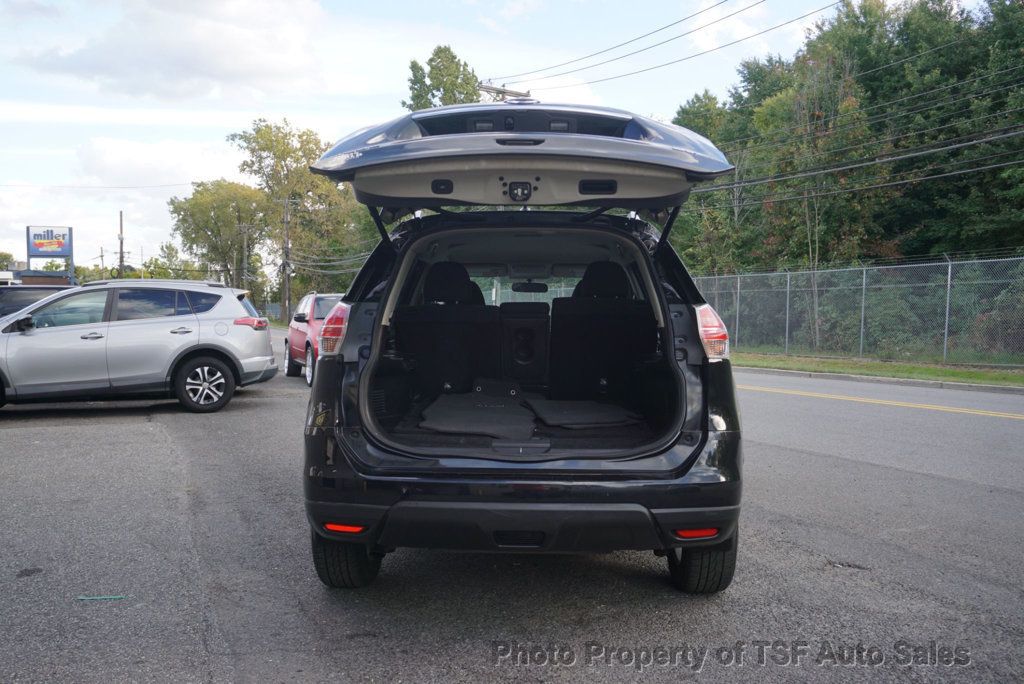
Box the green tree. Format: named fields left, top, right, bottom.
left=402, top=45, right=480, bottom=110
left=142, top=243, right=208, bottom=280
left=673, top=90, right=727, bottom=140
left=229, top=118, right=380, bottom=316
left=168, top=180, right=270, bottom=289
left=0, top=251, right=13, bottom=269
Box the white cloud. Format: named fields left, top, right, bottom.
left=0, top=0, right=60, bottom=19
left=0, top=136, right=249, bottom=266
left=18, top=0, right=342, bottom=100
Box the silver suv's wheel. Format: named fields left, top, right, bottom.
left=175, top=356, right=236, bottom=413
left=305, top=345, right=315, bottom=386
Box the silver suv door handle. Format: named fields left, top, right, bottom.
left=169, top=327, right=193, bottom=334
left=80, top=332, right=105, bottom=340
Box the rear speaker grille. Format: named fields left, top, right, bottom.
left=370, top=389, right=387, bottom=416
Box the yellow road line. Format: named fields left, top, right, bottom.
left=736, top=384, right=1024, bottom=421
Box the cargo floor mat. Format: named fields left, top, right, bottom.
left=523, top=398, right=643, bottom=429
left=419, top=392, right=537, bottom=440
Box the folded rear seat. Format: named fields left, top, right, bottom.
left=392, top=262, right=500, bottom=395
left=549, top=262, right=657, bottom=399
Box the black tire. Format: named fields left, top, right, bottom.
left=284, top=339, right=302, bottom=377
left=304, top=345, right=315, bottom=387
left=311, top=531, right=381, bottom=588
left=174, top=356, right=236, bottom=413
left=667, top=529, right=738, bottom=594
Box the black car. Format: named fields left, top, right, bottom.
left=303, top=101, right=741, bottom=593
left=0, top=285, right=70, bottom=317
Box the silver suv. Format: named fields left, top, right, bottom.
left=0, top=280, right=277, bottom=412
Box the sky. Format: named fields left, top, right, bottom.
left=0, top=0, right=983, bottom=271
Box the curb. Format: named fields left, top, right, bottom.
left=732, top=366, right=1024, bottom=396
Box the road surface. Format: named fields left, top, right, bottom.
left=1, top=333, right=1021, bottom=681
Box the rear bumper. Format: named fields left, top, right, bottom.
left=240, top=355, right=278, bottom=385
left=307, top=499, right=739, bottom=553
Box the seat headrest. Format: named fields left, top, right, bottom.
left=573, top=261, right=631, bottom=299
left=464, top=280, right=486, bottom=305
left=424, top=262, right=476, bottom=304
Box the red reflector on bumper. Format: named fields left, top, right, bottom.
left=674, top=527, right=719, bottom=539
left=324, top=523, right=365, bottom=534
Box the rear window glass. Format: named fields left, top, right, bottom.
left=186, top=291, right=222, bottom=313
left=470, top=277, right=581, bottom=305
left=314, top=296, right=342, bottom=319
left=0, top=288, right=60, bottom=316
left=116, top=289, right=178, bottom=320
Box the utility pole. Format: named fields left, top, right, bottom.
left=99, top=246, right=105, bottom=270
left=278, top=199, right=296, bottom=322
left=117, top=210, right=125, bottom=279
left=237, top=223, right=253, bottom=290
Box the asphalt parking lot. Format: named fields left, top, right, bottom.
left=2, top=330, right=1022, bottom=682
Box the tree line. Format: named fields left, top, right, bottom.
left=118, top=0, right=1019, bottom=320
left=669, top=0, right=1023, bottom=275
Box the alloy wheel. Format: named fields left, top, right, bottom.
left=305, top=347, right=314, bottom=385
left=185, top=366, right=226, bottom=406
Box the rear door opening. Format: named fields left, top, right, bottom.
left=359, top=223, right=688, bottom=460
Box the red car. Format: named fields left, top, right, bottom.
left=284, top=292, right=344, bottom=386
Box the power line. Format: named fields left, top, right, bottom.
left=713, top=146, right=1024, bottom=205
left=737, top=103, right=1024, bottom=176
left=289, top=250, right=374, bottom=267
left=720, top=73, right=1024, bottom=158
left=697, top=147, right=1023, bottom=209
left=720, top=36, right=970, bottom=114
left=718, top=62, right=1024, bottom=150
left=291, top=263, right=365, bottom=276
left=502, top=0, right=766, bottom=86
left=532, top=2, right=843, bottom=91
left=691, top=155, right=1024, bottom=210
left=487, top=0, right=732, bottom=82
left=0, top=182, right=193, bottom=190
left=855, top=37, right=968, bottom=78
left=694, top=126, right=1024, bottom=193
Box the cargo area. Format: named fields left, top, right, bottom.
left=362, top=227, right=684, bottom=457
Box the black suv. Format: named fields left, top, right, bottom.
left=303, top=102, right=741, bottom=593
left=0, top=285, right=70, bottom=317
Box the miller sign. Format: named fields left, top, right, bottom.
left=27, top=226, right=73, bottom=259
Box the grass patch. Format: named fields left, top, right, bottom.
left=732, top=352, right=1024, bottom=387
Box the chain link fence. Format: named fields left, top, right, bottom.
left=693, top=256, right=1024, bottom=366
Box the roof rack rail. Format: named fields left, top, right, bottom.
left=81, top=279, right=226, bottom=288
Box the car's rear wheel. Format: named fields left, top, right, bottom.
left=667, top=529, right=738, bottom=594
left=284, top=339, right=302, bottom=376
left=304, top=345, right=315, bottom=386
left=175, top=357, right=236, bottom=413
left=311, top=531, right=381, bottom=588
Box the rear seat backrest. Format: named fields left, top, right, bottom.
left=549, top=261, right=657, bottom=399
left=392, top=262, right=500, bottom=395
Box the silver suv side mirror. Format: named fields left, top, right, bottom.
left=14, top=315, right=34, bottom=332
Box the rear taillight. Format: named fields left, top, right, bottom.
left=323, top=523, right=365, bottom=534
left=695, top=304, right=729, bottom=361
left=234, top=317, right=269, bottom=330
left=317, top=302, right=350, bottom=357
